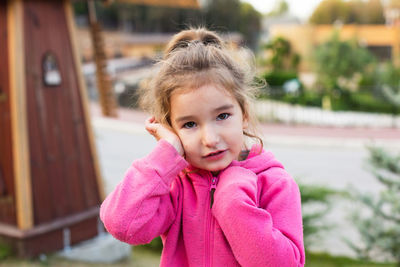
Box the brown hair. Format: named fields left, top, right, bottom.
left=139, top=27, right=263, bottom=148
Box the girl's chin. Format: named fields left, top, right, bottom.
left=189, top=163, right=226, bottom=172
left=187, top=156, right=235, bottom=173
left=199, top=162, right=232, bottom=173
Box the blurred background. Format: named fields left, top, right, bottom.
left=1, top=0, right=400, bottom=266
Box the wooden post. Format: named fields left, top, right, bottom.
left=88, top=0, right=118, bottom=117
left=7, top=0, right=34, bottom=231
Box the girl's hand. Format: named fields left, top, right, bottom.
left=145, top=116, right=184, bottom=156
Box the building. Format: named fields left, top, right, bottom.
left=268, top=24, right=400, bottom=71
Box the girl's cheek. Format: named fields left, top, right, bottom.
left=181, top=134, right=196, bottom=148
left=176, top=132, right=188, bottom=145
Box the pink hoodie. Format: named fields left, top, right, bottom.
left=100, top=140, right=305, bottom=267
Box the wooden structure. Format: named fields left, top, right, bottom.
left=117, top=0, right=199, bottom=8
left=0, top=0, right=103, bottom=257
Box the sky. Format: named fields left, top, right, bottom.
left=241, top=0, right=323, bottom=20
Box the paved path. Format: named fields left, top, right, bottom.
left=90, top=102, right=400, bottom=150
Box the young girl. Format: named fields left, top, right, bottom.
left=100, top=28, right=305, bottom=267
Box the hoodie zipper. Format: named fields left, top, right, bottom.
left=210, top=176, right=218, bottom=208
left=205, top=174, right=218, bottom=267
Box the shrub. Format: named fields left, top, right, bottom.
left=348, top=147, right=400, bottom=265
left=262, top=36, right=301, bottom=72
left=332, top=90, right=399, bottom=114
left=259, top=85, right=400, bottom=115
left=376, top=62, right=400, bottom=108
left=298, top=182, right=341, bottom=249
left=262, top=71, right=298, bottom=87
left=139, top=236, right=163, bottom=252
left=0, top=242, right=12, bottom=260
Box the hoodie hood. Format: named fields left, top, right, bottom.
left=229, top=143, right=284, bottom=174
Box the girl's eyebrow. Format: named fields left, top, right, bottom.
left=175, top=115, right=195, bottom=123
left=175, top=104, right=234, bottom=123
left=214, top=104, right=234, bottom=112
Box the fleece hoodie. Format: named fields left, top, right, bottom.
left=100, top=139, right=305, bottom=267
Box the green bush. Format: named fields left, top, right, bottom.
left=262, top=71, right=298, bottom=87
left=332, top=91, right=399, bottom=114
left=0, top=242, right=12, bottom=260
left=139, top=236, right=163, bottom=252
left=376, top=62, right=400, bottom=107
left=259, top=85, right=400, bottom=115
left=282, top=91, right=322, bottom=107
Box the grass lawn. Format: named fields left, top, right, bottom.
left=0, top=246, right=159, bottom=267
left=305, top=252, right=396, bottom=267
left=0, top=247, right=397, bottom=267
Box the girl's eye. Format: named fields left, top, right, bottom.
left=183, top=121, right=196, bottom=129
left=217, top=113, right=230, bottom=121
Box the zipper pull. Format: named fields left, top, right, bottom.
left=210, top=177, right=218, bottom=208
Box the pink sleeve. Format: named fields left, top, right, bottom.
left=212, top=166, right=305, bottom=267
left=100, top=139, right=188, bottom=245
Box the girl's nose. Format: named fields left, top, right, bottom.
left=201, top=126, right=219, bottom=147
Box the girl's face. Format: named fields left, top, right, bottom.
left=170, top=84, right=248, bottom=173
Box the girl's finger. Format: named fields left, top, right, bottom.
left=145, top=123, right=158, bottom=134
left=145, top=116, right=156, bottom=125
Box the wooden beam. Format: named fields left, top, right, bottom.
left=115, top=0, right=199, bottom=9
left=0, top=207, right=99, bottom=239
left=64, top=0, right=105, bottom=201
left=8, top=0, right=34, bottom=230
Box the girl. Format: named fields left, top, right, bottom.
left=100, top=28, right=305, bottom=267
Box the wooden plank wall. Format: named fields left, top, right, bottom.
left=23, top=0, right=100, bottom=225
left=0, top=1, right=17, bottom=226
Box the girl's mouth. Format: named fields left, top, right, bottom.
left=203, top=150, right=226, bottom=158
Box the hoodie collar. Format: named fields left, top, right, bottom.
left=183, top=144, right=283, bottom=179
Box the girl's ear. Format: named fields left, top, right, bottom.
left=242, top=114, right=249, bottom=130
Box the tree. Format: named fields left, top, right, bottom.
left=299, top=183, right=339, bottom=249
left=309, top=0, right=385, bottom=24
left=348, top=147, right=400, bottom=266
left=309, top=0, right=349, bottom=24
left=366, top=0, right=385, bottom=24
left=238, top=2, right=262, bottom=50
left=73, top=1, right=88, bottom=16
left=203, top=0, right=241, bottom=32
left=313, top=32, right=375, bottom=109
left=266, top=0, right=289, bottom=17
left=264, top=37, right=300, bottom=72
left=73, top=0, right=262, bottom=50
left=203, top=0, right=261, bottom=49
left=347, top=0, right=368, bottom=24
left=72, top=1, right=203, bottom=32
